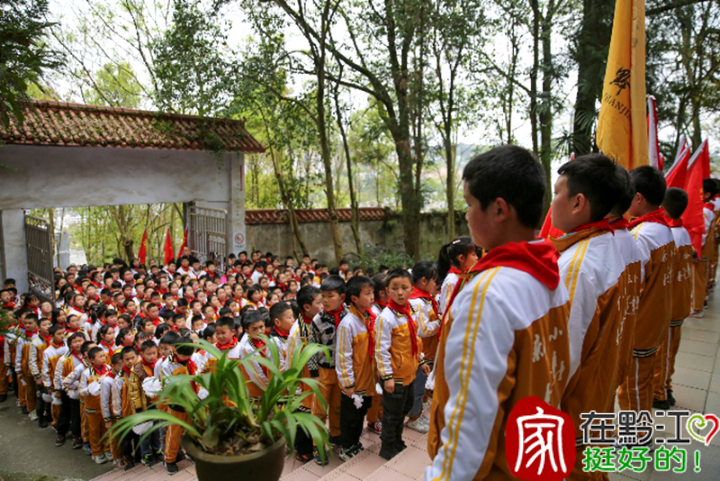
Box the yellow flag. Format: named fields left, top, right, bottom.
left=596, top=0, right=648, bottom=170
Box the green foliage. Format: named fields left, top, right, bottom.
left=85, top=62, right=142, bottom=108
left=0, top=0, right=62, bottom=126
left=348, top=243, right=414, bottom=272
left=110, top=339, right=330, bottom=460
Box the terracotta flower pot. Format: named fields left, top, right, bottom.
left=182, top=436, right=286, bottom=481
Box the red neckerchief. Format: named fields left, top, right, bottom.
left=351, top=305, right=376, bottom=363
left=1, top=302, right=14, bottom=309
left=410, top=286, right=440, bottom=318
left=473, top=240, right=560, bottom=290
left=71, top=351, right=84, bottom=363
left=628, top=208, right=670, bottom=229
left=151, top=318, right=160, bottom=327
left=122, top=366, right=132, bottom=377
left=671, top=219, right=684, bottom=228
left=107, top=371, right=116, bottom=379
left=216, top=338, right=238, bottom=351
left=569, top=219, right=614, bottom=234
left=24, top=328, right=37, bottom=338
left=100, top=341, right=114, bottom=354
left=705, top=202, right=715, bottom=211
left=387, top=299, right=418, bottom=357
left=375, top=300, right=387, bottom=310
left=41, top=333, right=52, bottom=345
left=609, top=217, right=630, bottom=230
left=51, top=341, right=64, bottom=349
left=176, top=357, right=197, bottom=376
left=142, top=358, right=156, bottom=371
left=326, top=309, right=344, bottom=329
left=65, top=326, right=79, bottom=334
left=92, top=364, right=108, bottom=377
left=448, top=266, right=461, bottom=275
left=301, top=312, right=314, bottom=324
left=250, top=337, right=266, bottom=350
left=273, top=326, right=289, bottom=339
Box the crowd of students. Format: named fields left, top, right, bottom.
left=1, top=145, right=718, bottom=480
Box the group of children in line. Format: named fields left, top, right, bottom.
left=2, top=145, right=718, bottom=480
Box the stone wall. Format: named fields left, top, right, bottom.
left=245, top=212, right=469, bottom=264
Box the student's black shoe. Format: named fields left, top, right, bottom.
left=21, top=406, right=28, bottom=415
left=175, top=450, right=186, bottom=462
left=329, top=435, right=342, bottom=446
left=165, top=461, right=179, bottom=475
left=653, top=398, right=671, bottom=410
left=124, top=457, right=135, bottom=471
left=154, top=450, right=164, bottom=464
left=352, top=443, right=365, bottom=454
left=379, top=444, right=398, bottom=461
left=39, top=418, right=49, bottom=428
left=8, top=382, right=14, bottom=393
left=396, top=439, right=407, bottom=452
left=71, top=436, right=82, bottom=449
left=313, top=446, right=328, bottom=466
left=142, top=454, right=155, bottom=467
left=0, top=393, right=7, bottom=402
left=668, top=389, right=676, bottom=406
left=54, top=434, right=66, bottom=447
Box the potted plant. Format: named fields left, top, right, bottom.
left=111, top=337, right=330, bottom=481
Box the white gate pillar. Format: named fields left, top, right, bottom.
left=228, top=152, right=247, bottom=255
left=0, top=209, right=29, bottom=293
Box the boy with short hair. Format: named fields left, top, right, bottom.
left=239, top=310, right=279, bottom=398
left=618, top=166, right=676, bottom=416
left=160, top=339, right=197, bottom=474
left=128, top=340, right=163, bottom=466
left=308, top=275, right=347, bottom=463
left=102, top=352, right=124, bottom=466
left=654, top=187, right=694, bottom=409
left=42, top=324, right=67, bottom=429
left=79, top=346, right=110, bottom=464
left=17, top=313, right=40, bottom=420
left=30, top=317, right=54, bottom=427
left=287, top=285, right=323, bottom=463
left=54, top=332, right=85, bottom=447
left=268, top=301, right=294, bottom=362
left=375, top=269, right=421, bottom=460
left=336, top=275, right=377, bottom=461
left=115, top=346, right=139, bottom=470
left=426, top=145, right=571, bottom=479
left=550, top=154, right=626, bottom=477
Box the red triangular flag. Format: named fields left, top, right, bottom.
left=177, top=227, right=188, bottom=259
left=163, top=228, right=174, bottom=265
left=666, top=145, right=690, bottom=189
left=138, top=228, right=148, bottom=265
left=698, top=139, right=711, bottom=180
left=683, top=148, right=706, bottom=256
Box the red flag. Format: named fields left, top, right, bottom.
left=647, top=96, right=663, bottom=171
left=538, top=153, right=574, bottom=240
left=683, top=147, right=706, bottom=255
left=177, top=227, right=188, bottom=259
left=698, top=139, right=711, bottom=180
left=666, top=145, right=690, bottom=189
left=163, top=228, right=174, bottom=265
left=138, top=228, right=148, bottom=265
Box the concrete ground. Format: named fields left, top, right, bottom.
left=0, top=398, right=113, bottom=481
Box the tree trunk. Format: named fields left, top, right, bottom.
left=540, top=2, right=555, bottom=212
left=529, top=0, right=540, bottom=156
left=572, top=0, right=614, bottom=155
left=445, top=140, right=456, bottom=241
left=333, top=84, right=363, bottom=256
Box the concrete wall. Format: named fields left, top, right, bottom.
left=245, top=212, right=470, bottom=264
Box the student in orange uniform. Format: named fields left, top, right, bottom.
left=30, top=317, right=54, bottom=427
left=407, top=261, right=440, bottom=434
left=17, top=313, right=40, bottom=420
left=160, top=339, right=197, bottom=475
left=550, top=154, right=626, bottom=479
left=287, top=285, right=323, bottom=463
left=102, top=352, right=124, bottom=467
left=654, top=188, right=693, bottom=409
left=608, top=166, right=649, bottom=397
left=426, top=145, right=571, bottom=480
left=42, top=324, right=67, bottom=429
left=375, top=268, right=422, bottom=460
left=79, top=346, right=110, bottom=464
left=692, top=179, right=717, bottom=317
left=618, top=166, right=675, bottom=418
left=336, top=275, right=377, bottom=461
left=54, top=332, right=86, bottom=448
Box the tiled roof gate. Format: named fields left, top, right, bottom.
left=0, top=100, right=265, bottom=153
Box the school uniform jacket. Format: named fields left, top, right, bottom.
left=288, top=317, right=315, bottom=410
left=3, top=325, right=20, bottom=367
left=63, top=360, right=88, bottom=400
left=374, top=305, right=422, bottom=385
left=426, top=240, right=571, bottom=481
left=553, top=225, right=625, bottom=443
left=671, top=225, right=693, bottom=323
left=55, top=352, right=82, bottom=397
left=42, top=342, right=68, bottom=389
left=439, top=272, right=459, bottom=319
left=702, top=206, right=715, bottom=246
left=16, top=331, right=37, bottom=377
left=101, top=372, right=118, bottom=420
left=79, top=366, right=109, bottom=412
left=29, top=334, right=51, bottom=379
left=410, top=295, right=441, bottom=367
left=336, top=307, right=376, bottom=395
left=308, top=308, right=348, bottom=372
left=114, top=370, right=136, bottom=419
left=238, top=335, right=283, bottom=395
left=631, top=216, right=676, bottom=352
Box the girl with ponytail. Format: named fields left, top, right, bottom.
left=436, top=237, right=478, bottom=317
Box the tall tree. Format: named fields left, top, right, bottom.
left=0, top=0, right=61, bottom=126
